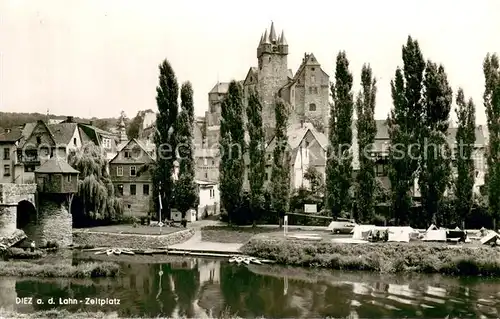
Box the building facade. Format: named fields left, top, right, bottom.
left=109, top=139, right=155, bottom=217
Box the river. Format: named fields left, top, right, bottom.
left=1, top=255, right=500, bottom=318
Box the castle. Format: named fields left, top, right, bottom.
left=200, top=22, right=330, bottom=149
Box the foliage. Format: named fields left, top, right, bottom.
left=483, top=53, right=500, bottom=225
left=174, top=82, right=199, bottom=216
left=246, top=89, right=266, bottom=225
left=355, top=64, right=377, bottom=223
left=454, top=88, right=476, bottom=226
left=68, top=143, right=123, bottom=221
left=242, top=237, right=500, bottom=276
left=326, top=51, right=354, bottom=218
left=270, top=98, right=291, bottom=221
left=303, top=166, right=325, bottom=197
left=153, top=59, right=179, bottom=220
left=419, top=61, right=453, bottom=225
left=219, top=81, right=246, bottom=224
left=126, top=111, right=145, bottom=139
left=387, top=36, right=425, bottom=225
left=0, top=260, right=120, bottom=278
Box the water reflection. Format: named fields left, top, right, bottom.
left=1, top=256, right=500, bottom=318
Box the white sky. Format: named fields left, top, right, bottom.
left=1, top=0, right=499, bottom=124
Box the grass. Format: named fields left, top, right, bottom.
left=201, top=226, right=277, bottom=243
left=0, top=307, right=248, bottom=318
left=81, top=225, right=181, bottom=236
left=0, top=260, right=120, bottom=278
left=3, top=247, right=45, bottom=260
left=241, top=237, right=500, bottom=276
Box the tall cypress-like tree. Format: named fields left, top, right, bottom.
left=246, top=89, right=266, bottom=225
left=387, top=36, right=425, bottom=225
left=153, top=59, right=178, bottom=221
left=219, top=81, right=246, bottom=224
left=419, top=62, right=453, bottom=226
left=271, top=98, right=291, bottom=227
left=483, top=53, right=500, bottom=229
left=455, top=88, right=476, bottom=227
left=174, top=82, right=198, bottom=218
left=355, top=64, right=377, bottom=223
left=326, top=51, right=354, bottom=218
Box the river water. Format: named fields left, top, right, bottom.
left=1, top=255, right=500, bottom=318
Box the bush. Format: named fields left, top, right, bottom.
left=0, top=261, right=120, bottom=278
left=241, top=237, right=500, bottom=276
left=4, top=247, right=45, bottom=260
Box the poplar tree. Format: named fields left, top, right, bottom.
left=153, top=59, right=178, bottom=220
left=174, top=82, right=198, bottom=218
left=419, top=62, right=453, bottom=225
left=246, top=89, right=266, bottom=225
left=326, top=51, right=354, bottom=218
left=219, top=81, right=246, bottom=224
left=454, top=88, right=476, bottom=227
left=355, top=64, right=377, bottom=223
left=483, top=53, right=500, bottom=229
left=271, top=98, right=291, bottom=227
left=387, top=36, right=425, bottom=225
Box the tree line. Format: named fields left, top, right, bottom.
left=215, top=36, right=500, bottom=229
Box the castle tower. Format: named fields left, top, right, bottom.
left=34, top=158, right=79, bottom=248
left=256, top=22, right=289, bottom=129
left=118, top=118, right=128, bottom=143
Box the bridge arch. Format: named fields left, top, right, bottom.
left=0, top=184, right=37, bottom=238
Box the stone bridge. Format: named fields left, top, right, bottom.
left=0, top=183, right=37, bottom=238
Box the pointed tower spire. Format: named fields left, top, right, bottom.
left=259, top=33, right=264, bottom=45
left=279, top=30, right=287, bottom=45
left=262, top=29, right=270, bottom=44
left=269, top=21, right=277, bottom=42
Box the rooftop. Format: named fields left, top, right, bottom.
left=35, top=157, right=80, bottom=174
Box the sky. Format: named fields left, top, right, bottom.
left=1, top=0, right=499, bottom=124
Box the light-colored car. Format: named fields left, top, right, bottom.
left=328, top=218, right=358, bottom=234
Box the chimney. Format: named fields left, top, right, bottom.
left=67, top=116, right=74, bottom=123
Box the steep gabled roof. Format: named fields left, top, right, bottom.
left=266, top=122, right=327, bottom=151
left=209, top=82, right=230, bottom=94
left=243, top=67, right=258, bottom=86
left=0, top=127, right=23, bottom=143
left=35, top=157, right=79, bottom=174
left=19, top=120, right=56, bottom=148
left=109, top=138, right=154, bottom=164
left=50, top=123, right=79, bottom=145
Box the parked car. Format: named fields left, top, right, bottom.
left=328, top=218, right=358, bottom=234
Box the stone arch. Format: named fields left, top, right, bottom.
left=16, top=200, right=37, bottom=230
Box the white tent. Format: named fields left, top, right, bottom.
left=423, top=227, right=447, bottom=242
left=351, top=225, right=376, bottom=240
left=480, top=231, right=500, bottom=245
left=387, top=227, right=418, bottom=243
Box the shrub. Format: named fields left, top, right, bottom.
left=241, top=238, right=500, bottom=276
left=0, top=261, right=120, bottom=278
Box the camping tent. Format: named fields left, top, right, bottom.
left=423, top=225, right=447, bottom=242
left=387, top=227, right=418, bottom=243
left=351, top=225, right=376, bottom=240
left=480, top=231, right=500, bottom=245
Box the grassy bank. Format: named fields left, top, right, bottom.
left=241, top=237, right=500, bottom=276
left=201, top=226, right=277, bottom=243
left=0, top=261, right=120, bottom=278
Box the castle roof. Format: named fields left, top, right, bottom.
left=209, top=82, right=230, bottom=94
left=35, top=157, right=79, bottom=174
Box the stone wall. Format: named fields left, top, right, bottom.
left=0, top=183, right=36, bottom=205
left=73, top=228, right=195, bottom=250
left=0, top=205, right=16, bottom=237
left=36, top=198, right=72, bottom=248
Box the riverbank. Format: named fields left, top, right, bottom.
left=241, top=237, right=500, bottom=276
left=0, top=260, right=120, bottom=278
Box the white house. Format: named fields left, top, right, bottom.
left=197, top=179, right=220, bottom=217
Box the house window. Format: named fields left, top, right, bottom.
left=124, top=151, right=131, bottom=158
left=36, top=136, right=41, bottom=144
left=130, top=166, right=136, bottom=176
left=67, top=175, right=71, bottom=182
left=130, top=184, right=136, bottom=195
left=311, top=67, right=315, bottom=71
left=3, top=148, right=9, bottom=160
left=73, top=138, right=77, bottom=146
left=268, top=154, right=272, bottom=160
left=309, top=87, right=313, bottom=94
left=212, top=160, right=215, bottom=165
left=376, top=163, right=386, bottom=177
left=143, top=184, right=150, bottom=196
left=117, top=184, right=124, bottom=196
left=3, top=164, right=10, bottom=177
left=476, top=170, right=479, bottom=178
left=117, top=166, right=123, bottom=176
left=314, top=87, right=318, bottom=94
left=265, top=172, right=269, bottom=180
left=204, top=158, right=208, bottom=166
left=309, top=103, right=316, bottom=111
left=210, top=189, right=214, bottom=198
left=205, top=172, right=208, bottom=178
left=311, top=75, right=315, bottom=83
